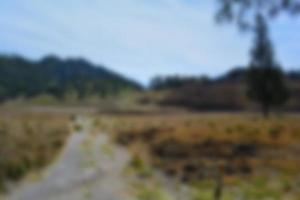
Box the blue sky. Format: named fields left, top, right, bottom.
left=0, top=0, right=300, bottom=84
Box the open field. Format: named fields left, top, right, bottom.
left=96, top=113, right=300, bottom=199
left=1, top=108, right=300, bottom=200
left=0, top=109, right=71, bottom=191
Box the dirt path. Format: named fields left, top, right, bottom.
left=2, top=116, right=134, bottom=200
left=1, top=116, right=193, bottom=200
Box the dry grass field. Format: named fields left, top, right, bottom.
left=0, top=109, right=71, bottom=191
left=96, top=113, right=300, bottom=199
left=1, top=108, right=300, bottom=199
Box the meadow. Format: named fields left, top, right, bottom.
left=0, top=108, right=71, bottom=191
left=96, top=113, right=300, bottom=200
left=1, top=106, right=300, bottom=199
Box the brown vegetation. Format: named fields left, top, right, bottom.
left=150, top=78, right=300, bottom=112
left=0, top=110, right=70, bottom=191
left=96, top=113, right=300, bottom=198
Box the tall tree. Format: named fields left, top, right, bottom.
left=215, top=0, right=297, bottom=116
left=247, top=14, right=288, bottom=117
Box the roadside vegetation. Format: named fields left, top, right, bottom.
left=0, top=110, right=70, bottom=192
left=96, top=113, right=300, bottom=199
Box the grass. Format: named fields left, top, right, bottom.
left=127, top=154, right=154, bottom=179
left=0, top=110, right=70, bottom=191
left=132, top=182, right=172, bottom=200
left=96, top=113, right=300, bottom=199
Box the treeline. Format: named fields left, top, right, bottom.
left=150, top=75, right=211, bottom=90
left=149, top=68, right=300, bottom=111
left=150, top=68, right=300, bottom=90
left=0, top=55, right=142, bottom=102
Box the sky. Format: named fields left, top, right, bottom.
left=0, top=0, right=300, bottom=84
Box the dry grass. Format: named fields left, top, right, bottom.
left=96, top=113, right=300, bottom=199
left=0, top=110, right=70, bottom=191
left=102, top=113, right=300, bottom=144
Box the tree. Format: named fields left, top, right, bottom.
left=247, top=15, right=288, bottom=117
left=216, top=0, right=300, bottom=31
left=215, top=0, right=296, bottom=116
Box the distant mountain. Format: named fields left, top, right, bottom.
left=0, top=55, right=142, bottom=101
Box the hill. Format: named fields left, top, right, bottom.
left=0, top=55, right=142, bottom=102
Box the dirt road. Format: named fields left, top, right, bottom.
left=2, top=116, right=134, bottom=200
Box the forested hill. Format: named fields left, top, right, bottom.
left=0, top=55, right=142, bottom=101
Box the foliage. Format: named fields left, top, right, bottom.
left=247, top=15, right=288, bottom=116
left=215, top=1, right=294, bottom=116
left=0, top=111, right=70, bottom=191
left=216, top=0, right=300, bottom=30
